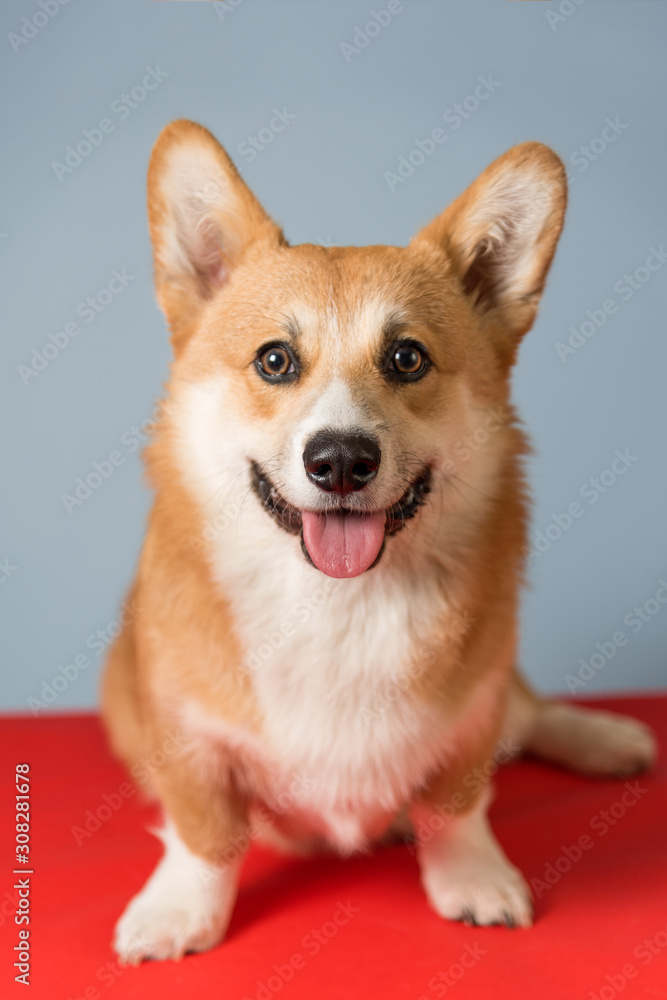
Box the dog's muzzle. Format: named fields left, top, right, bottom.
left=250, top=461, right=431, bottom=579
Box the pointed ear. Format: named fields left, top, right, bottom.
left=147, top=119, right=285, bottom=350
left=412, top=142, right=567, bottom=364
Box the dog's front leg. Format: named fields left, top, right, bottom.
left=113, top=745, right=247, bottom=964
left=410, top=779, right=532, bottom=929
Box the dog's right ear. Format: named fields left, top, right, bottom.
left=147, top=119, right=285, bottom=351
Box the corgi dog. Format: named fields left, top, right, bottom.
left=102, top=120, right=656, bottom=963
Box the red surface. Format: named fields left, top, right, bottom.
left=1, top=696, right=666, bottom=1000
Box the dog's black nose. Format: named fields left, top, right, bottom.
left=303, top=431, right=381, bottom=496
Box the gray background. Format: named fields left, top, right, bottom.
left=1, top=0, right=665, bottom=713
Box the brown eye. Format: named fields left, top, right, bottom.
left=384, top=340, right=430, bottom=382
left=256, top=343, right=298, bottom=382
left=392, top=345, right=423, bottom=373
left=384, top=340, right=431, bottom=382
left=261, top=347, right=290, bottom=374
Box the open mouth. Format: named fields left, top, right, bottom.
left=250, top=461, right=431, bottom=579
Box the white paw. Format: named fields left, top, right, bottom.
left=414, top=788, right=532, bottom=929
left=421, top=852, right=533, bottom=928
left=113, top=822, right=240, bottom=964
left=113, top=882, right=227, bottom=963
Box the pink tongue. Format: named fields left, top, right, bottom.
left=301, top=510, right=386, bottom=578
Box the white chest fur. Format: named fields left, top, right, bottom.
left=180, top=522, right=474, bottom=852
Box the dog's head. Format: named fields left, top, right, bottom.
left=147, top=120, right=566, bottom=579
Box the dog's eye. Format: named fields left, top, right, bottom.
left=256, top=343, right=298, bottom=383
left=392, top=346, right=422, bottom=373
left=261, top=347, right=291, bottom=375
left=385, top=340, right=430, bottom=382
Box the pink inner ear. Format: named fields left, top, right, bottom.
left=192, top=215, right=229, bottom=290
left=201, top=252, right=229, bottom=289
left=177, top=210, right=229, bottom=294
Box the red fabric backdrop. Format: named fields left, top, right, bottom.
left=1, top=696, right=665, bottom=1000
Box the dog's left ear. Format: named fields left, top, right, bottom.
left=412, top=142, right=567, bottom=365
